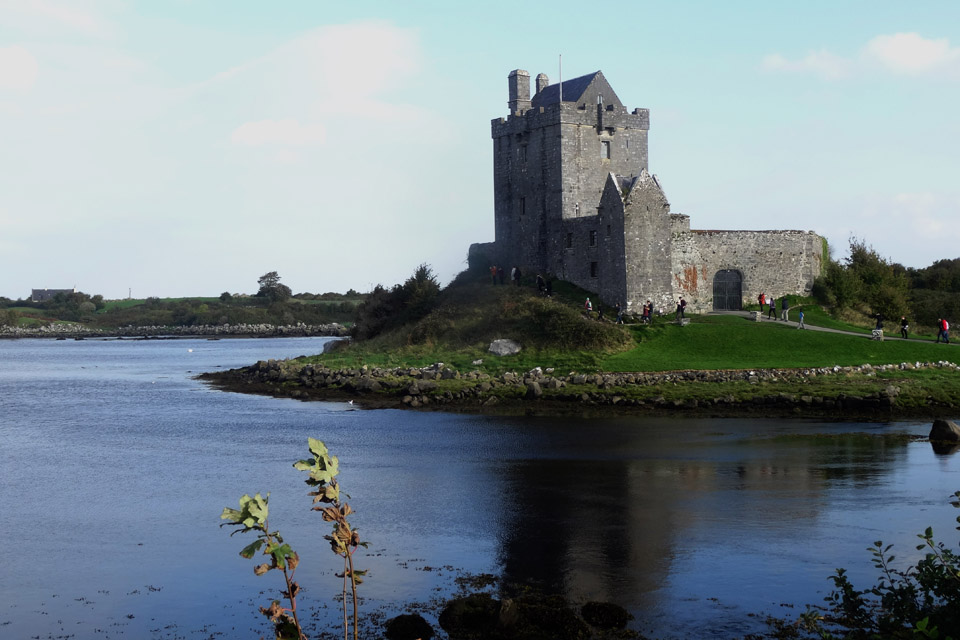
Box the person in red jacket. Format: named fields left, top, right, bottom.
left=936, top=318, right=950, bottom=344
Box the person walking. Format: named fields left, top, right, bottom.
left=900, top=316, right=909, bottom=339
left=584, top=298, right=593, bottom=315
left=615, top=302, right=624, bottom=325
left=937, top=318, right=950, bottom=343
left=642, top=301, right=652, bottom=325
left=797, top=309, right=805, bottom=329
left=767, top=296, right=777, bottom=320
left=780, top=297, right=789, bottom=322
left=490, top=265, right=498, bottom=285
left=597, top=303, right=604, bottom=321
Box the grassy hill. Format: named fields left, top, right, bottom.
left=308, top=273, right=960, bottom=375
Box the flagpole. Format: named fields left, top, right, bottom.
left=558, top=54, right=563, bottom=103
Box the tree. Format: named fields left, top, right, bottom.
left=812, top=237, right=909, bottom=318
left=351, top=264, right=441, bottom=340
left=257, top=271, right=292, bottom=303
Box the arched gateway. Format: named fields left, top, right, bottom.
left=712, top=270, right=743, bottom=311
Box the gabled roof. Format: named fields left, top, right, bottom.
left=531, top=70, right=623, bottom=109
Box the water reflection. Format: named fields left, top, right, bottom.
left=492, top=417, right=918, bottom=629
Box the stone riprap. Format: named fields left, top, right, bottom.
left=0, top=322, right=348, bottom=339
left=208, top=359, right=960, bottom=416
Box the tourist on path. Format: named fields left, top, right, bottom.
left=758, top=292, right=765, bottom=309
left=536, top=274, right=546, bottom=294
left=797, top=309, right=805, bottom=329
left=676, top=297, right=686, bottom=321
left=780, top=297, right=789, bottom=322
left=643, top=300, right=652, bottom=325
left=900, top=316, right=909, bottom=340
left=767, top=297, right=777, bottom=320
left=615, top=302, right=624, bottom=325
left=584, top=298, right=593, bottom=315
left=937, top=318, right=950, bottom=343
left=490, top=265, right=498, bottom=285
left=597, top=304, right=604, bottom=321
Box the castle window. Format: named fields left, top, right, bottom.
left=520, top=197, right=526, bottom=216
left=589, top=230, right=597, bottom=247
left=575, top=202, right=580, bottom=216
left=606, top=224, right=611, bottom=237
left=519, top=145, right=527, bottom=163
left=601, top=140, right=611, bottom=159
left=565, top=232, right=573, bottom=249
left=590, top=262, right=599, bottom=278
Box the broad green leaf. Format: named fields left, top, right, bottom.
left=239, top=539, right=265, bottom=559
left=308, top=438, right=328, bottom=458
left=268, top=543, right=294, bottom=569
left=221, top=507, right=242, bottom=522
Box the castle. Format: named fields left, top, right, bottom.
left=470, top=69, right=824, bottom=313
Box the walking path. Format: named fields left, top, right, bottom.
left=707, top=310, right=952, bottom=345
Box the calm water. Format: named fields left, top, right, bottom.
left=1, top=337, right=958, bottom=639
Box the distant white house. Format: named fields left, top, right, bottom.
left=31, top=288, right=77, bottom=303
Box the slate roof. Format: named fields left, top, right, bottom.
left=531, top=71, right=603, bottom=108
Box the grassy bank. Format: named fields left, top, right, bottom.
left=308, top=278, right=958, bottom=376
left=194, top=275, right=960, bottom=417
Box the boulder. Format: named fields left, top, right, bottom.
left=525, top=381, right=542, bottom=399
left=439, top=593, right=499, bottom=639
left=385, top=613, right=434, bottom=640
left=581, top=601, right=632, bottom=630
left=930, top=419, right=960, bottom=442
left=488, top=339, right=521, bottom=356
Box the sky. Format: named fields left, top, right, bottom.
left=1, top=0, right=959, bottom=299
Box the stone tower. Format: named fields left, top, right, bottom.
left=491, top=69, right=650, bottom=276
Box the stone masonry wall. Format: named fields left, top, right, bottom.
left=670, top=230, right=824, bottom=311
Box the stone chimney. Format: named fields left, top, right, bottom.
left=535, top=73, right=549, bottom=96
left=508, top=69, right=531, bottom=114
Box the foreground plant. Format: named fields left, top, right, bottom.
left=796, top=491, right=960, bottom=639
left=220, top=492, right=304, bottom=640
left=294, top=438, right=367, bottom=640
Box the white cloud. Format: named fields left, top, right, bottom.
left=763, top=32, right=960, bottom=80
left=761, top=50, right=851, bottom=80
left=0, top=45, right=38, bottom=92
left=230, top=118, right=327, bottom=147
left=863, top=32, right=960, bottom=75
left=0, top=0, right=109, bottom=37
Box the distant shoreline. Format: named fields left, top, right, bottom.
left=0, top=322, right=349, bottom=340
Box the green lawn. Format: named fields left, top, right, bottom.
left=600, top=314, right=959, bottom=372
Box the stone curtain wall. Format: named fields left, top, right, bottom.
left=670, top=230, right=824, bottom=311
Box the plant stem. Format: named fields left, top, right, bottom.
left=347, top=549, right=358, bottom=640
left=342, top=555, right=348, bottom=640
left=264, top=524, right=305, bottom=640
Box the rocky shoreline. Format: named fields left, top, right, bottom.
left=0, top=322, right=349, bottom=339
left=199, top=357, right=960, bottom=418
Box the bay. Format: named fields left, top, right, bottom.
left=1, top=337, right=957, bottom=639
